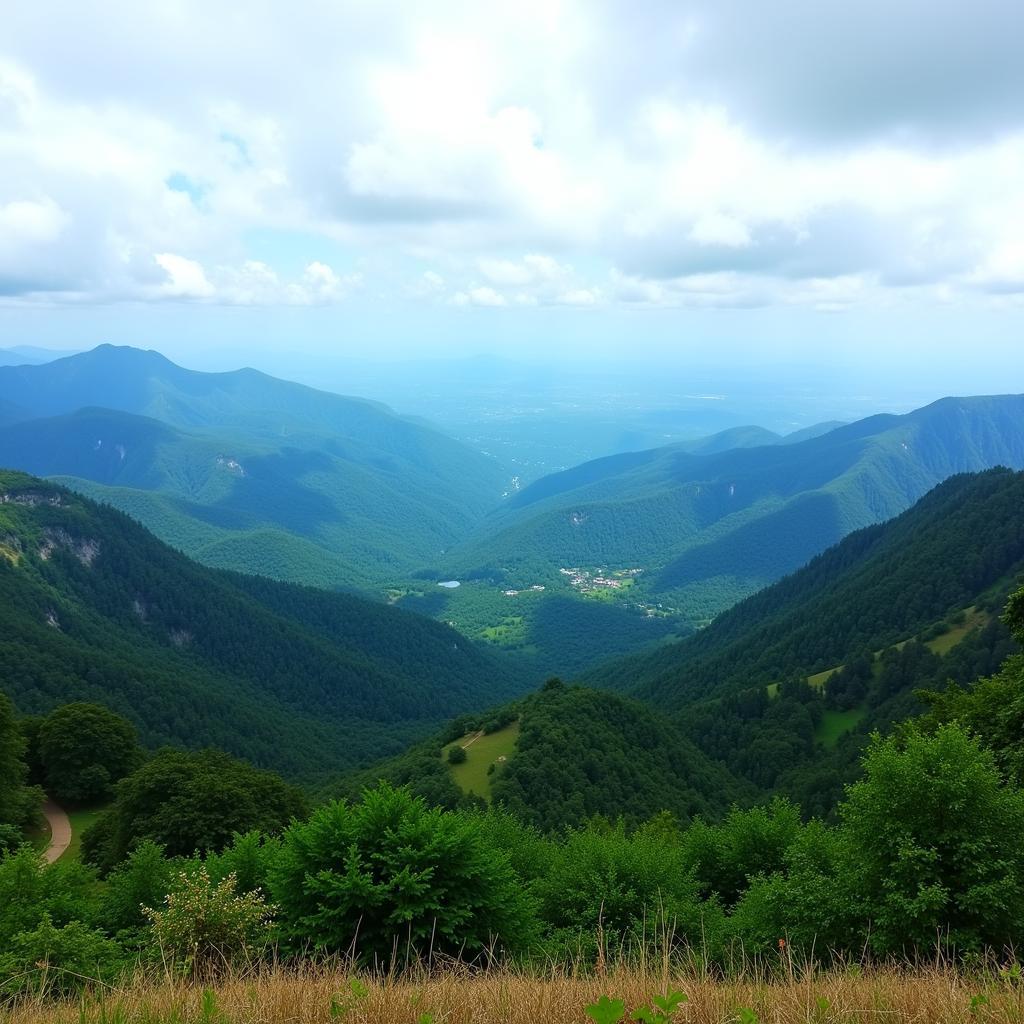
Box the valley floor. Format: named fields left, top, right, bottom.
left=7, top=965, right=1023, bottom=1024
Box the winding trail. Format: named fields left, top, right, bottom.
left=42, top=798, right=71, bottom=864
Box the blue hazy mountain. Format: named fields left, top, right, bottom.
left=0, top=346, right=509, bottom=588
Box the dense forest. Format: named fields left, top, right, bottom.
left=3, top=405, right=1024, bottom=1001
left=0, top=470, right=528, bottom=781
left=4, top=348, right=1024, bottom=681
left=588, top=468, right=1024, bottom=704
left=343, top=471, right=1024, bottom=833
left=2, top=594, right=1024, bottom=988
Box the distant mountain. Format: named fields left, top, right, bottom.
left=0, top=346, right=509, bottom=587
left=586, top=468, right=1024, bottom=709
left=675, top=420, right=845, bottom=455
left=0, top=470, right=528, bottom=782
left=0, top=345, right=76, bottom=367
left=444, top=396, right=1024, bottom=621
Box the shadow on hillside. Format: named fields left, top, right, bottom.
left=656, top=490, right=845, bottom=591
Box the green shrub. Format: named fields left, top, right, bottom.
left=0, top=847, right=100, bottom=947
left=680, top=798, right=802, bottom=906
left=100, top=840, right=174, bottom=937
left=270, top=783, right=539, bottom=963
left=840, top=724, right=1024, bottom=954
left=0, top=915, right=124, bottom=997
left=203, top=830, right=281, bottom=895
left=535, top=821, right=722, bottom=959
left=448, top=745, right=468, bottom=765
left=727, top=820, right=858, bottom=955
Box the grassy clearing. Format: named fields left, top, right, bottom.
left=7, top=963, right=1024, bottom=1024
left=798, top=606, right=989, bottom=695
left=442, top=722, right=520, bottom=801
left=59, top=807, right=107, bottom=863
left=817, top=707, right=867, bottom=748
left=481, top=616, right=526, bottom=644
left=926, top=606, right=989, bottom=656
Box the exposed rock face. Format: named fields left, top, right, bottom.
left=38, top=528, right=101, bottom=566
left=1, top=491, right=63, bottom=507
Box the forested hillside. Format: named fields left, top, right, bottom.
left=0, top=470, right=528, bottom=782
left=0, top=347, right=508, bottom=587
left=443, top=396, right=1024, bottom=623
left=359, top=471, right=1024, bottom=829
left=590, top=468, right=1024, bottom=707
left=486, top=680, right=750, bottom=830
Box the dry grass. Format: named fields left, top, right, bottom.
left=5, top=960, right=1024, bottom=1024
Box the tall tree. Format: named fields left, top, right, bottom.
left=37, top=702, right=143, bottom=805
left=82, top=748, right=307, bottom=871
left=0, top=693, right=39, bottom=842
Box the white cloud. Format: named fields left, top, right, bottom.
left=452, top=285, right=507, bottom=308
left=0, top=2, right=1022, bottom=317
left=154, top=253, right=214, bottom=299
left=0, top=197, right=67, bottom=243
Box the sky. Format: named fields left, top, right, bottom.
left=0, top=1, right=1023, bottom=379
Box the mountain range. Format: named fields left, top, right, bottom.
left=0, top=346, right=508, bottom=589
left=1, top=345, right=1023, bottom=677
left=441, top=395, right=1024, bottom=624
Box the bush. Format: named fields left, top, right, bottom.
left=144, top=865, right=273, bottom=977
left=0, top=847, right=100, bottom=947
left=270, top=784, right=539, bottom=963
left=535, top=821, right=722, bottom=960
left=83, top=748, right=307, bottom=872
left=680, top=798, right=802, bottom=906
left=840, top=724, right=1024, bottom=954
left=0, top=916, right=124, bottom=997
left=0, top=823, right=21, bottom=855
left=203, top=830, right=282, bottom=895
left=100, top=840, right=174, bottom=937
left=727, top=819, right=858, bottom=956
left=448, top=745, right=468, bottom=764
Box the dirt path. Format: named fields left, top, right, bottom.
left=42, top=799, right=71, bottom=864
left=460, top=730, right=485, bottom=749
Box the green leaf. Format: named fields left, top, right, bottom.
left=653, top=990, right=688, bottom=1015
left=585, top=994, right=627, bottom=1024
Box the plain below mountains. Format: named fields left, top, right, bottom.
left=0, top=345, right=508, bottom=589
left=0, top=470, right=529, bottom=783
